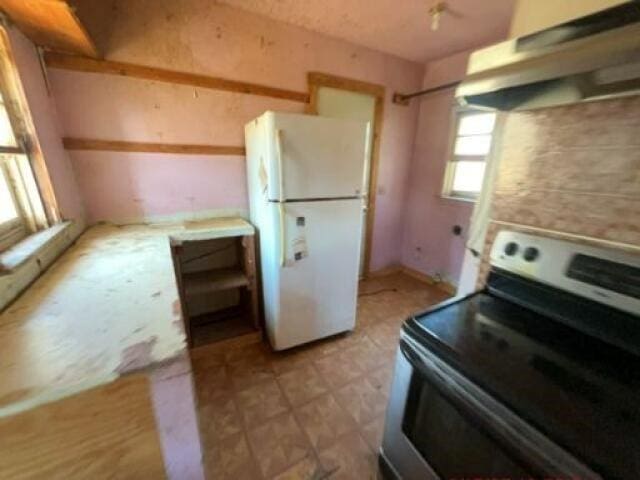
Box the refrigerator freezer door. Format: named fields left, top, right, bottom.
left=262, top=199, right=363, bottom=350
left=264, top=112, right=368, bottom=200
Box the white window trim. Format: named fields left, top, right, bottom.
left=441, top=105, right=497, bottom=202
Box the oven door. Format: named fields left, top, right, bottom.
left=380, top=332, right=601, bottom=480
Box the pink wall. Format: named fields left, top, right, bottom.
left=8, top=27, right=85, bottom=223
left=72, top=152, right=247, bottom=223
left=401, top=50, right=475, bottom=285
left=47, top=0, right=423, bottom=271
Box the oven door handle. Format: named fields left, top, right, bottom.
left=400, top=341, right=451, bottom=388
left=399, top=338, right=602, bottom=480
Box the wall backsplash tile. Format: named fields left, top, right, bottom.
left=479, top=96, right=640, bottom=284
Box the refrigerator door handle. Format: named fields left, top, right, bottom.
left=275, top=129, right=285, bottom=202
left=279, top=202, right=286, bottom=267
left=275, top=129, right=286, bottom=267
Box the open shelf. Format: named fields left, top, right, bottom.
left=190, top=307, right=258, bottom=347
left=172, top=231, right=260, bottom=349
left=182, top=267, right=249, bottom=297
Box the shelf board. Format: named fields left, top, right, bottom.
left=183, top=268, right=249, bottom=297
left=190, top=304, right=243, bottom=326
left=191, top=312, right=257, bottom=347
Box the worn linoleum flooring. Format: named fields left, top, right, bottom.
left=190, top=272, right=451, bottom=479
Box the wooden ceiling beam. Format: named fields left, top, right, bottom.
left=44, top=51, right=310, bottom=103
left=62, top=138, right=246, bottom=156
left=0, top=0, right=99, bottom=57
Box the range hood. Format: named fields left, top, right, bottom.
left=456, top=2, right=640, bottom=111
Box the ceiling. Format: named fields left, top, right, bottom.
left=218, top=0, right=516, bottom=63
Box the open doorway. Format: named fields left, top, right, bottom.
left=307, top=72, right=384, bottom=278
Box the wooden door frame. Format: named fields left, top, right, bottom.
left=306, top=72, right=385, bottom=278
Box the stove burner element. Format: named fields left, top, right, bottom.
left=523, top=246, right=540, bottom=262
left=504, top=242, right=519, bottom=256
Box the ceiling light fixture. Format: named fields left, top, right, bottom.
left=428, top=2, right=447, bottom=31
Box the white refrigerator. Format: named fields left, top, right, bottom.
left=245, top=111, right=368, bottom=350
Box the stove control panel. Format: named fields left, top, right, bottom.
left=490, top=230, right=640, bottom=316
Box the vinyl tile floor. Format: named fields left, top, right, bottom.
left=190, top=272, right=451, bottom=480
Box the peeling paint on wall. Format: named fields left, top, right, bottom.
left=116, top=336, right=158, bottom=374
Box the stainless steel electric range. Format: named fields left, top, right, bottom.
left=380, top=230, right=640, bottom=480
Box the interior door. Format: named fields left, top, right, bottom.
left=315, top=87, right=376, bottom=276
left=265, top=112, right=368, bottom=200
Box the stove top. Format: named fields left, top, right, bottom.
left=405, top=288, right=640, bottom=480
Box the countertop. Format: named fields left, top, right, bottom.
left=0, top=217, right=254, bottom=416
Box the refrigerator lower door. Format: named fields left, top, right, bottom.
left=263, top=199, right=363, bottom=350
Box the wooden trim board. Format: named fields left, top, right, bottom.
left=307, top=72, right=385, bottom=279
left=44, top=52, right=310, bottom=103
left=0, top=145, right=24, bottom=155
left=308, top=72, right=385, bottom=98
left=365, top=265, right=403, bottom=278
left=63, top=138, right=245, bottom=156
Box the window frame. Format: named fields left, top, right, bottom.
left=442, top=106, right=497, bottom=202
left=0, top=28, right=51, bottom=253
left=0, top=114, right=29, bottom=252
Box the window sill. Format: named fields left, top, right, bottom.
left=1, top=220, right=85, bottom=311
left=440, top=195, right=477, bottom=204
left=0, top=222, right=75, bottom=273
left=0, top=222, right=82, bottom=275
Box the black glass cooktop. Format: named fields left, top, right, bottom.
left=405, top=283, right=640, bottom=480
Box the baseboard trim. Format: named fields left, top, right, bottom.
left=366, top=265, right=403, bottom=278
left=368, top=265, right=457, bottom=296
left=401, top=266, right=457, bottom=295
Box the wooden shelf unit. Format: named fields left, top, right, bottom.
left=190, top=306, right=257, bottom=348
left=182, top=267, right=249, bottom=297
left=170, top=220, right=261, bottom=349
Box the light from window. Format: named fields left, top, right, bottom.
left=450, top=161, right=486, bottom=194
left=458, top=112, right=495, bottom=136
left=0, top=168, right=18, bottom=223
left=0, top=93, right=16, bottom=147
left=454, top=135, right=492, bottom=156
left=443, top=110, right=496, bottom=200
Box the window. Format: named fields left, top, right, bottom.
left=442, top=109, right=497, bottom=201
left=0, top=47, right=48, bottom=253
left=0, top=89, right=25, bottom=251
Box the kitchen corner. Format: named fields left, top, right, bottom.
left=0, top=218, right=255, bottom=479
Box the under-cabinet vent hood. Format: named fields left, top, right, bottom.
left=456, top=2, right=640, bottom=111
